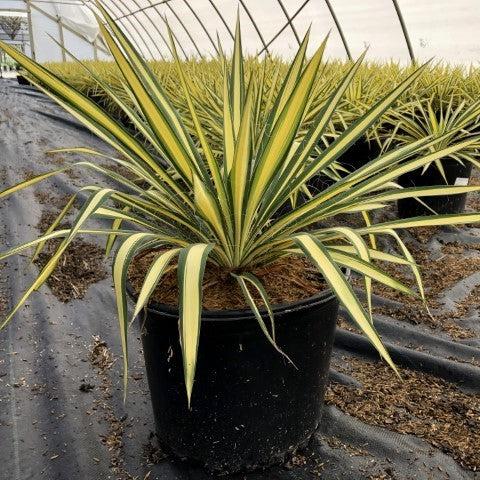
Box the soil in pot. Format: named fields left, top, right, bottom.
left=397, top=157, right=473, bottom=217
left=128, top=254, right=339, bottom=473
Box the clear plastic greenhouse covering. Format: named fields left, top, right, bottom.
left=2, top=0, right=480, bottom=64
left=0, top=0, right=108, bottom=62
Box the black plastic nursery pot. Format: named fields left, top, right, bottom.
left=397, top=157, right=473, bottom=218
left=337, top=136, right=381, bottom=172
left=304, top=137, right=381, bottom=199
left=17, top=74, right=32, bottom=86
left=133, top=287, right=339, bottom=473
left=274, top=138, right=381, bottom=218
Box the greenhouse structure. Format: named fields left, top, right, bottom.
left=0, top=1, right=479, bottom=479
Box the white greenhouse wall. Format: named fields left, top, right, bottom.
left=0, top=0, right=106, bottom=62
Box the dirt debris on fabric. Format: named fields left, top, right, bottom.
left=326, top=357, right=480, bottom=472
left=33, top=194, right=107, bottom=303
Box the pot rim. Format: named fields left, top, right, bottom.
left=126, top=270, right=348, bottom=322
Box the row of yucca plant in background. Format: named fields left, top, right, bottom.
left=42, top=58, right=480, bottom=155
left=37, top=56, right=480, bottom=205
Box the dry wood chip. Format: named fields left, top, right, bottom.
left=326, top=357, right=480, bottom=471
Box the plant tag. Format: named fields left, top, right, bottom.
left=454, top=177, right=469, bottom=186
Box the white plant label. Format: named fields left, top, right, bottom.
left=454, top=177, right=469, bottom=186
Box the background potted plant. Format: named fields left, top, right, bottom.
left=379, top=94, right=480, bottom=217
left=1, top=2, right=480, bottom=473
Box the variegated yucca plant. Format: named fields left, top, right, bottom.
left=380, top=94, right=480, bottom=179
left=2, top=3, right=480, bottom=406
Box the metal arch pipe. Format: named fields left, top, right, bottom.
left=207, top=0, right=235, bottom=41
left=276, top=0, right=301, bottom=45
left=103, top=0, right=157, bottom=59
left=134, top=12, right=167, bottom=60
left=258, top=0, right=312, bottom=56
left=25, top=0, right=37, bottom=60
left=182, top=0, right=219, bottom=56
left=113, top=0, right=173, bottom=20
left=391, top=0, right=415, bottom=64
left=118, top=0, right=168, bottom=60
left=324, top=0, right=352, bottom=60
left=238, top=0, right=270, bottom=56
left=118, top=0, right=189, bottom=60
left=166, top=2, right=205, bottom=59
left=120, top=0, right=179, bottom=60
left=139, top=0, right=190, bottom=60
left=107, top=0, right=207, bottom=59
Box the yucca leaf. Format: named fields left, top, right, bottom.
left=47, top=34, right=167, bottom=159
left=256, top=51, right=367, bottom=225
left=94, top=1, right=204, bottom=185
left=248, top=40, right=325, bottom=211
left=193, top=175, right=232, bottom=265
left=177, top=244, right=213, bottom=407
left=105, top=206, right=131, bottom=257
left=365, top=184, right=480, bottom=203
left=0, top=42, right=168, bottom=181
left=327, top=245, right=415, bottom=266
left=222, top=62, right=235, bottom=174
left=232, top=273, right=293, bottom=364
left=0, top=168, right=68, bottom=199
left=167, top=26, right=231, bottom=235
left=231, top=81, right=255, bottom=261
left=360, top=212, right=480, bottom=233
left=0, top=229, right=137, bottom=263
left=289, top=61, right=431, bottom=195
left=381, top=229, right=427, bottom=305
left=361, top=211, right=377, bottom=250
left=269, top=27, right=311, bottom=127
left=1, top=188, right=113, bottom=330
left=328, top=250, right=417, bottom=297
left=132, top=248, right=181, bottom=320
left=231, top=11, right=245, bottom=136
left=260, top=137, right=480, bottom=245
left=31, top=193, right=78, bottom=262
left=322, top=227, right=373, bottom=322
left=113, top=233, right=159, bottom=398
left=294, top=233, right=398, bottom=373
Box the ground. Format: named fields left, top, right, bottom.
left=0, top=80, right=479, bottom=480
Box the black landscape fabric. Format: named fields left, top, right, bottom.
left=0, top=80, right=479, bottom=480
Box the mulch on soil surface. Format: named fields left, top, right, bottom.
left=370, top=241, right=480, bottom=303
left=326, top=357, right=480, bottom=472
left=374, top=304, right=476, bottom=339
left=325, top=342, right=480, bottom=477
left=351, top=236, right=480, bottom=338
left=34, top=190, right=76, bottom=211
left=33, top=202, right=107, bottom=303
left=128, top=251, right=327, bottom=310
